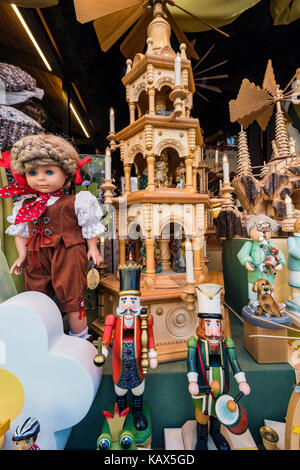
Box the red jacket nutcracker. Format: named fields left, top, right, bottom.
left=101, top=256, right=157, bottom=431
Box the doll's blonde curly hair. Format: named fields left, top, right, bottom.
left=10, top=134, right=79, bottom=182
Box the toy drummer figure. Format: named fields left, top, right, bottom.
left=101, top=256, right=158, bottom=431
left=187, top=284, right=251, bottom=450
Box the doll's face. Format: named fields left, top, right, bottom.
left=26, top=165, right=67, bottom=193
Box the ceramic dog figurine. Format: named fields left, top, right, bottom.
left=252, top=279, right=282, bottom=317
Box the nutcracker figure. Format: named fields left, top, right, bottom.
left=101, top=256, right=158, bottom=431
left=187, top=284, right=251, bottom=450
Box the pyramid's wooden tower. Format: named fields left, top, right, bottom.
left=94, top=3, right=211, bottom=362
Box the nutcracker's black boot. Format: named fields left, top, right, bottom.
left=132, top=394, right=148, bottom=431
left=209, top=416, right=231, bottom=450
left=116, top=393, right=128, bottom=414
left=195, top=422, right=208, bottom=450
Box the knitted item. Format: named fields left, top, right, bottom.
left=0, top=106, right=43, bottom=152
left=0, top=62, right=44, bottom=105
left=0, top=62, right=36, bottom=92
left=10, top=134, right=79, bottom=180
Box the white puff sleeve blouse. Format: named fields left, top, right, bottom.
left=6, top=191, right=106, bottom=240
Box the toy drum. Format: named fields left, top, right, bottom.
left=215, top=392, right=248, bottom=435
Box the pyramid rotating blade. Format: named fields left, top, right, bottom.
left=262, top=59, right=278, bottom=97
left=94, top=5, right=143, bottom=52
left=229, top=78, right=272, bottom=124
left=120, top=7, right=153, bottom=59
left=74, top=0, right=142, bottom=24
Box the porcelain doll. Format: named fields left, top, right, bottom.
left=0, top=134, right=105, bottom=339
left=100, top=256, right=157, bottom=431
left=12, top=417, right=40, bottom=450
left=237, top=215, right=286, bottom=308
left=187, top=284, right=250, bottom=450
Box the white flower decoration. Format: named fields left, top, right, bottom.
left=0, top=291, right=102, bottom=450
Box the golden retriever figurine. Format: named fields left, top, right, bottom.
left=252, top=279, right=281, bottom=317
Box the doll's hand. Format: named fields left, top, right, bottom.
left=10, top=256, right=26, bottom=275
left=275, top=264, right=283, bottom=272
left=245, top=262, right=255, bottom=271
left=149, top=358, right=158, bottom=369
left=87, top=247, right=103, bottom=266
left=189, top=382, right=199, bottom=396
left=239, top=381, right=251, bottom=396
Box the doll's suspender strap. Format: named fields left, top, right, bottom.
left=197, top=342, right=216, bottom=402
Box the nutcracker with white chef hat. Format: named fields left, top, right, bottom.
left=196, top=283, right=223, bottom=353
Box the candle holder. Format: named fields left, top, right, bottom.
left=169, top=85, right=187, bottom=119
left=181, top=281, right=196, bottom=312
left=220, top=182, right=235, bottom=210
left=214, top=161, right=220, bottom=173
left=281, top=216, right=297, bottom=233
left=107, top=131, right=117, bottom=151
left=101, top=179, right=116, bottom=205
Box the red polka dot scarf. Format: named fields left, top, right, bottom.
left=0, top=182, right=64, bottom=224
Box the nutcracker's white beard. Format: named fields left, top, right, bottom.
left=116, top=297, right=141, bottom=329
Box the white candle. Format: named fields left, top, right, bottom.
left=285, top=195, right=293, bottom=218
left=219, top=180, right=223, bottom=190
left=174, top=53, right=181, bottom=86
left=185, top=239, right=194, bottom=283
left=223, top=153, right=230, bottom=183
left=204, top=240, right=207, bottom=258
left=109, top=107, right=115, bottom=133
left=100, top=237, right=105, bottom=259
left=105, top=147, right=111, bottom=180
left=215, top=149, right=219, bottom=163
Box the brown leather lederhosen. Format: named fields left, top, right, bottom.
left=24, top=195, right=88, bottom=313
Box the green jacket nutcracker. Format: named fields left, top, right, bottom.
left=187, top=283, right=251, bottom=451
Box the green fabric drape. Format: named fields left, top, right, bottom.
left=3, top=1, right=58, bottom=7
left=169, top=0, right=300, bottom=30
left=0, top=167, right=25, bottom=294
left=169, top=0, right=300, bottom=31
left=270, top=0, right=300, bottom=25
left=169, top=0, right=262, bottom=32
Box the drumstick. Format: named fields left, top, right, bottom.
left=250, top=334, right=299, bottom=339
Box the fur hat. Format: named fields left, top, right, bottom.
left=10, top=134, right=79, bottom=180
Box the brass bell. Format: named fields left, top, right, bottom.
left=260, top=426, right=279, bottom=450
left=93, top=353, right=106, bottom=367
left=93, top=338, right=107, bottom=368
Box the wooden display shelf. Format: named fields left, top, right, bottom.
left=244, top=321, right=288, bottom=364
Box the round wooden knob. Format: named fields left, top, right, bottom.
left=156, top=307, right=163, bottom=316
left=210, top=380, right=220, bottom=393
left=227, top=399, right=237, bottom=412
left=144, top=278, right=154, bottom=289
